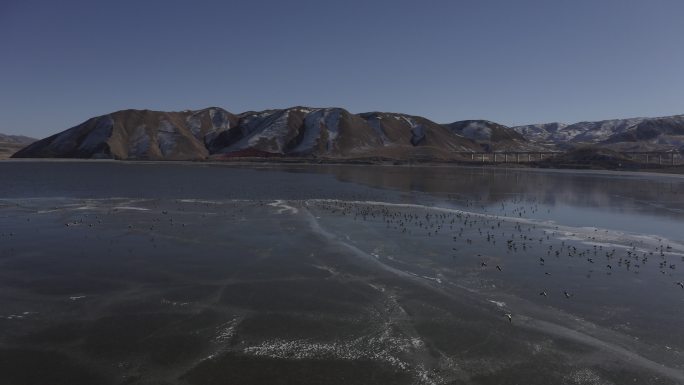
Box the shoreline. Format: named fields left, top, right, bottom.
left=2, top=157, right=684, bottom=178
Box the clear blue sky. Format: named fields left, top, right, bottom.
left=2, top=0, right=683, bottom=138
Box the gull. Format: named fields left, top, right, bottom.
left=505, top=313, right=512, bottom=323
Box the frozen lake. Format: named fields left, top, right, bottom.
left=1, top=161, right=683, bottom=385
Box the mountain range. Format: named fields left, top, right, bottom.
left=9, top=107, right=684, bottom=161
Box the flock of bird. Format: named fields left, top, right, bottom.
left=311, top=197, right=684, bottom=323
left=1, top=195, right=683, bottom=327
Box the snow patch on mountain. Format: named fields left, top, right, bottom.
left=157, top=120, right=179, bottom=156
left=364, top=115, right=390, bottom=145
left=246, top=110, right=291, bottom=150
left=293, top=108, right=343, bottom=153
left=186, top=114, right=202, bottom=139
left=568, top=118, right=646, bottom=142
left=460, top=121, right=492, bottom=141
left=220, top=110, right=290, bottom=153
left=78, top=116, right=113, bottom=152
left=401, top=117, right=425, bottom=145
left=322, top=109, right=342, bottom=149
left=128, top=125, right=151, bottom=158
left=511, top=123, right=568, bottom=142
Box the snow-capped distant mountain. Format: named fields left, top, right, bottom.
left=510, top=123, right=568, bottom=142
left=513, top=115, right=684, bottom=151
left=556, top=117, right=662, bottom=143
left=445, top=120, right=519, bottom=141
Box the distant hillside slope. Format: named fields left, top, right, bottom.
left=0, top=133, right=37, bottom=159
left=444, top=120, right=549, bottom=152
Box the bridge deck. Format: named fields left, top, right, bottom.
left=451, top=151, right=682, bottom=165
